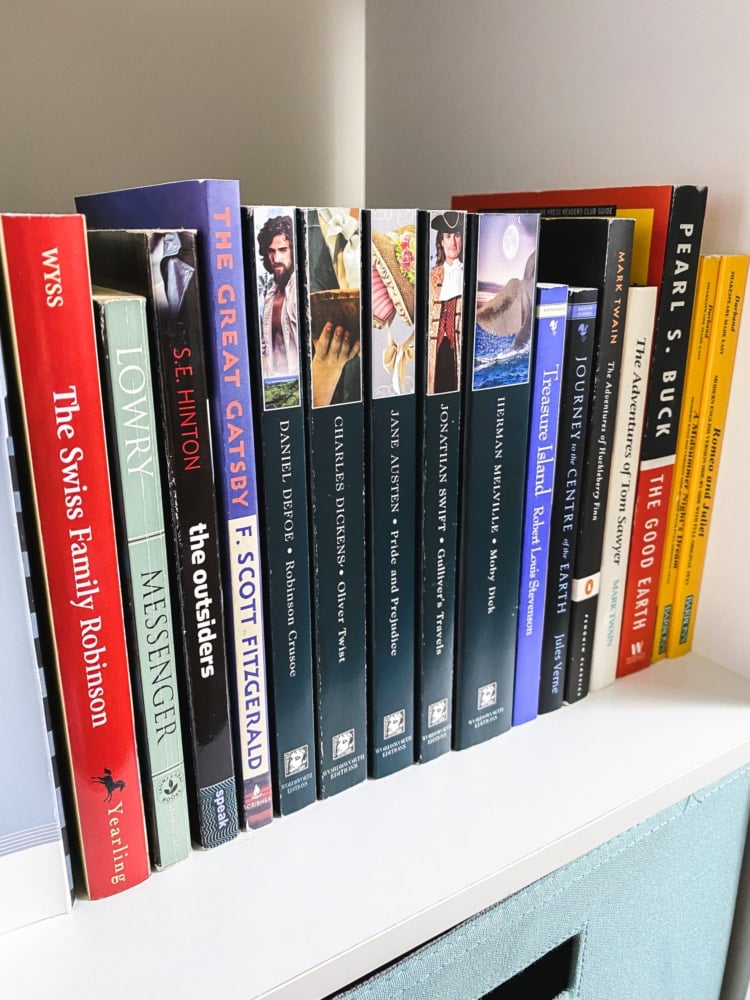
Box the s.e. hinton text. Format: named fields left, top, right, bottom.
left=54, top=385, right=107, bottom=730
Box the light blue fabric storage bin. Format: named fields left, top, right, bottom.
left=336, top=764, right=750, bottom=1000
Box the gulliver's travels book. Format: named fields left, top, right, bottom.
left=414, top=209, right=468, bottom=761
left=93, top=287, right=192, bottom=867
left=363, top=208, right=418, bottom=777
left=77, top=180, right=272, bottom=830
left=85, top=228, right=238, bottom=849
left=537, top=287, right=598, bottom=714
left=297, top=207, right=367, bottom=797
left=0, top=334, right=73, bottom=930
left=512, top=281, right=568, bottom=727
left=452, top=211, right=542, bottom=748
left=0, top=213, right=150, bottom=897
left=241, top=205, right=317, bottom=814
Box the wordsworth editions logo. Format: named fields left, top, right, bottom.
left=332, top=729, right=355, bottom=760
left=383, top=709, right=406, bottom=740
left=284, top=744, right=309, bottom=777
left=427, top=698, right=448, bottom=728
left=477, top=682, right=497, bottom=711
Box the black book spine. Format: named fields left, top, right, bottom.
left=414, top=210, right=466, bottom=762
left=534, top=217, right=635, bottom=703
left=364, top=209, right=418, bottom=778
left=297, top=208, right=368, bottom=797
left=537, top=288, right=598, bottom=713
left=86, top=229, right=239, bottom=848
left=240, top=206, right=317, bottom=815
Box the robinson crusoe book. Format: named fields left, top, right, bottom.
left=241, top=205, right=317, bottom=814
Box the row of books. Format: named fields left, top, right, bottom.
left=1, top=180, right=745, bottom=929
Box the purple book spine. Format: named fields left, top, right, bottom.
left=512, top=283, right=568, bottom=726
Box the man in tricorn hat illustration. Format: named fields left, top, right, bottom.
left=429, top=211, right=464, bottom=394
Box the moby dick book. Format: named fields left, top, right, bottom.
left=93, top=288, right=191, bottom=868
left=512, top=281, right=567, bottom=727
left=77, top=180, right=272, bottom=830
left=241, top=205, right=317, bottom=814
left=363, top=208, right=418, bottom=777
left=538, top=287, right=598, bottom=714
left=297, top=207, right=367, bottom=797
left=414, top=209, right=468, bottom=761
left=0, top=335, right=73, bottom=930
left=533, top=216, right=634, bottom=703
left=85, top=228, right=238, bottom=848
left=453, top=211, right=542, bottom=748
left=589, top=285, right=657, bottom=691
left=0, top=213, right=150, bottom=898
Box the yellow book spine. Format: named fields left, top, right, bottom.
left=666, top=254, right=750, bottom=656
left=651, top=255, right=720, bottom=660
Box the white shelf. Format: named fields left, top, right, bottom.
left=2, top=652, right=749, bottom=1000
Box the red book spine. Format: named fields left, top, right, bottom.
left=0, top=214, right=149, bottom=898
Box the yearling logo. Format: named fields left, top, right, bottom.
left=92, top=767, right=125, bottom=802
left=92, top=768, right=131, bottom=886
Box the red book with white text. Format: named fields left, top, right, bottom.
left=0, top=214, right=149, bottom=899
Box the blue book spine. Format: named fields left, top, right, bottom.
left=512, top=283, right=568, bottom=726
left=77, top=181, right=273, bottom=830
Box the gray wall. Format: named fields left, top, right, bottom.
left=0, top=0, right=365, bottom=211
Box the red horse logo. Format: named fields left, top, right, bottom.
left=92, top=767, right=126, bottom=802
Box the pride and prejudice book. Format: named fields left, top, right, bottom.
left=86, top=228, right=238, bottom=849
left=453, top=211, right=542, bottom=748
left=93, top=288, right=192, bottom=868
left=77, top=181, right=272, bottom=830
left=414, top=209, right=468, bottom=761
left=297, top=207, right=367, bottom=797
left=363, top=208, right=418, bottom=777
left=0, top=336, right=73, bottom=929
left=241, top=205, right=317, bottom=814
left=512, top=282, right=568, bottom=727
left=0, top=214, right=150, bottom=898
left=537, top=287, right=598, bottom=714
